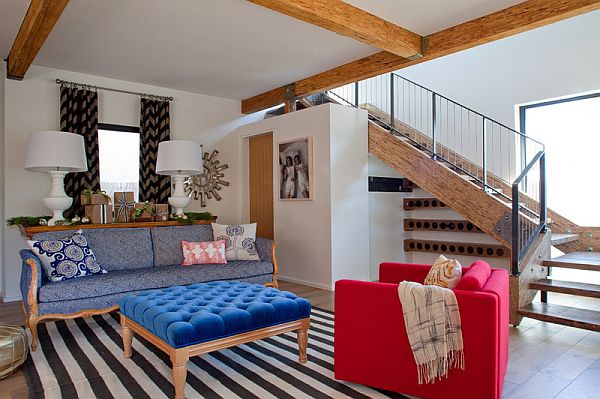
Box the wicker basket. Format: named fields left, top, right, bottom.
left=0, top=324, right=28, bottom=379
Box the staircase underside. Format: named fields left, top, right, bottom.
left=368, top=121, right=512, bottom=247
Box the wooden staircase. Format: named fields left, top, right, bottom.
left=313, top=74, right=600, bottom=331
left=516, top=235, right=600, bottom=331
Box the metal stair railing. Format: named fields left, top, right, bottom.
left=322, top=73, right=546, bottom=276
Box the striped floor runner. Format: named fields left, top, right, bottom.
left=23, top=307, right=409, bottom=399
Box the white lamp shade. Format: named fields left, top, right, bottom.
left=156, top=140, right=203, bottom=175
left=25, top=131, right=87, bottom=172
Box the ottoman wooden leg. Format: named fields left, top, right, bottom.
left=171, top=349, right=189, bottom=399
left=297, top=318, right=310, bottom=364
left=121, top=317, right=133, bottom=358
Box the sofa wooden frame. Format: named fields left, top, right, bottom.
left=121, top=314, right=309, bottom=399
left=22, top=240, right=279, bottom=351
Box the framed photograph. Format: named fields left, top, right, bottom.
left=278, top=137, right=313, bottom=200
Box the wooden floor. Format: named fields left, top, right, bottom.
left=0, top=280, right=598, bottom=399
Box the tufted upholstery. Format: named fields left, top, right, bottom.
left=120, top=281, right=311, bottom=348
left=38, top=261, right=274, bottom=302
left=32, top=228, right=154, bottom=271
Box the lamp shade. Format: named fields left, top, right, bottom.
left=25, top=131, right=87, bottom=172
left=156, top=140, right=203, bottom=175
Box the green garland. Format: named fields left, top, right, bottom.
left=170, top=212, right=213, bottom=224
left=6, top=216, right=51, bottom=227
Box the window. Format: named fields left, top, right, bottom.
left=519, top=92, right=600, bottom=226
left=98, top=123, right=140, bottom=201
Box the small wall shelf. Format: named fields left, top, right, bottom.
left=21, top=218, right=217, bottom=239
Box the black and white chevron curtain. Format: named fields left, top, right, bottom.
left=60, top=85, right=100, bottom=218
left=139, top=98, right=171, bottom=204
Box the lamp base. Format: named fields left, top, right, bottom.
left=43, top=196, right=72, bottom=226
left=43, top=170, right=72, bottom=226
left=168, top=196, right=191, bottom=217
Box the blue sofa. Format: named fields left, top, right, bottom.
left=19, top=224, right=278, bottom=351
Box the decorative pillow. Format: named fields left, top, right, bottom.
left=424, top=255, right=462, bottom=289
left=455, top=260, right=492, bottom=291
left=211, top=223, right=260, bottom=261
left=27, top=230, right=107, bottom=282
left=181, top=240, right=227, bottom=265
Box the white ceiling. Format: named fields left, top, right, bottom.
left=1, top=0, right=534, bottom=100
left=344, top=0, right=526, bottom=35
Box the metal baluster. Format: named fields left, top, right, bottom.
left=482, top=117, right=488, bottom=190
left=540, top=152, right=547, bottom=230
left=432, top=93, right=437, bottom=160
left=390, top=75, right=395, bottom=130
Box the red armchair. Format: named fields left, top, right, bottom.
left=334, top=261, right=509, bottom=399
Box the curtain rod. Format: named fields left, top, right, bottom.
left=55, top=79, right=174, bottom=101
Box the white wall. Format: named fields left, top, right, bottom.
left=237, top=104, right=369, bottom=290
left=329, top=105, right=369, bottom=284
left=1, top=63, right=263, bottom=301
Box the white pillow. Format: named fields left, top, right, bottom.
left=211, top=223, right=260, bottom=261
left=424, top=255, right=462, bottom=289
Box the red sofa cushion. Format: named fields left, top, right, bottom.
left=456, top=260, right=492, bottom=291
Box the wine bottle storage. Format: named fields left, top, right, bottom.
left=404, top=219, right=482, bottom=233
left=404, top=239, right=509, bottom=258
left=403, top=198, right=447, bottom=210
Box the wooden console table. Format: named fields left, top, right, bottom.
left=20, top=218, right=217, bottom=239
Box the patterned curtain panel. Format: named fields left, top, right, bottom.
left=60, top=85, right=100, bottom=218
left=139, top=98, right=171, bottom=204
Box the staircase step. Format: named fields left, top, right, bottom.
left=551, top=233, right=580, bottom=245
left=404, top=239, right=509, bottom=258
left=518, top=303, right=600, bottom=332
left=529, top=279, right=600, bottom=298
left=543, top=252, right=600, bottom=272
left=404, top=219, right=482, bottom=233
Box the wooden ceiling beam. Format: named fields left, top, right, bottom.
left=6, top=0, right=70, bottom=80
left=247, top=0, right=423, bottom=59
left=242, top=0, right=600, bottom=114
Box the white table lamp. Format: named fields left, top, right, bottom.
left=156, top=140, right=203, bottom=217
left=25, top=131, right=88, bottom=225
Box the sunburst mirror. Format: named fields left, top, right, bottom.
left=184, top=149, right=229, bottom=207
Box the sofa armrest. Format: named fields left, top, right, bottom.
left=379, top=262, right=431, bottom=284
left=256, top=237, right=274, bottom=263
left=20, top=249, right=42, bottom=315
left=256, top=238, right=278, bottom=288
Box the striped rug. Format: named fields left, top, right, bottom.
left=23, top=308, right=409, bottom=399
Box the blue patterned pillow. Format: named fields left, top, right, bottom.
left=27, top=230, right=107, bottom=282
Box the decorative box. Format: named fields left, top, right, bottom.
left=134, top=202, right=153, bottom=222
left=135, top=203, right=169, bottom=222
left=80, top=190, right=111, bottom=206
left=113, top=191, right=136, bottom=223
left=154, top=204, right=169, bottom=221
left=84, top=204, right=113, bottom=224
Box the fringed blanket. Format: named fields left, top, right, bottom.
left=398, top=281, right=464, bottom=384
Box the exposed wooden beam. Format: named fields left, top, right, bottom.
left=242, top=0, right=600, bottom=114
left=6, top=0, right=69, bottom=80
left=247, top=0, right=422, bottom=58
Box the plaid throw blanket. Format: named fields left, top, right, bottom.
left=398, top=281, right=464, bottom=384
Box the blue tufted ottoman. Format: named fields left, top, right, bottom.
left=119, top=281, right=311, bottom=399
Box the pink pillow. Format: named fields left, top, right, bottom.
left=181, top=240, right=227, bottom=266
left=455, top=260, right=492, bottom=291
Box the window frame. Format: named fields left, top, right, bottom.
left=519, top=91, right=600, bottom=167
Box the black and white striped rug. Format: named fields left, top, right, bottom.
left=24, top=308, right=409, bottom=399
